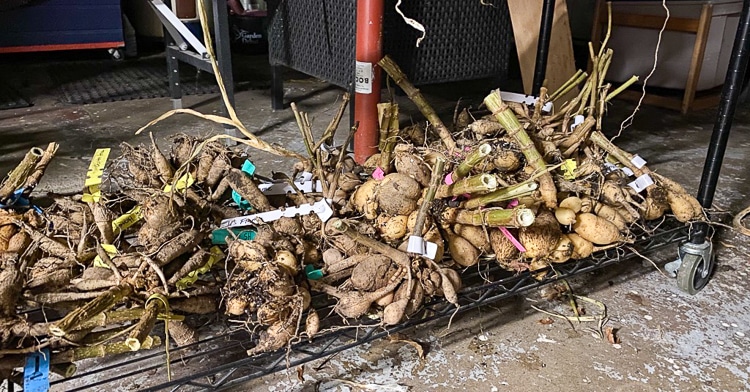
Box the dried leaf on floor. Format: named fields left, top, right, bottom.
left=605, top=327, right=621, bottom=345
left=297, top=365, right=305, bottom=382
left=387, top=332, right=425, bottom=359
left=538, top=317, right=554, bottom=325
left=540, top=284, right=566, bottom=301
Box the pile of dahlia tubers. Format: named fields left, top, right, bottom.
left=0, top=45, right=704, bottom=380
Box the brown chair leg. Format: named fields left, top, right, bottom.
left=682, top=4, right=713, bottom=114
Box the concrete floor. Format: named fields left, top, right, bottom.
left=1, top=53, right=749, bottom=392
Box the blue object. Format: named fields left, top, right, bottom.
left=0, top=0, right=124, bottom=51
left=24, top=348, right=50, bottom=392
left=0, top=188, right=30, bottom=209
left=305, top=264, right=323, bottom=280
left=211, top=228, right=257, bottom=244
left=231, top=160, right=257, bottom=210
left=184, top=21, right=205, bottom=46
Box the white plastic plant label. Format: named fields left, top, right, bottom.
left=355, top=61, right=373, bottom=94
left=220, top=199, right=333, bottom=228
left=499, top=91, right=554, bottom=112
left=628, top=174, right=654, bottom=193
left=630, top=155, right=647, bottom=169
left=570, top=114, right=585, bottom=131
left=604, top=162, right=634, bottom=177
left=258, top=172, right=322, bottom=196
left=406, top=235, right=438, bottom=259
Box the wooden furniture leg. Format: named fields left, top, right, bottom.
left=682, top=4, right=713, bottom=114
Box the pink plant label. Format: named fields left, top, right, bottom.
left=444, top=172, right=454, bottom=185
left=499, top=226, right=526, bottom=253
left=372, top=167, right=385, bottom=180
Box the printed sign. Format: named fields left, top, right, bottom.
left=355, top=61, right=373, bottom=94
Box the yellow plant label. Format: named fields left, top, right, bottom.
left=101, top=243, right=118, bottom=254
left=163, top=173, right=195, bottom=193
left=561, top=159, right=577, bottom=180
left=82, top=148, right=110, bottom=203
left=175, top=246, right=225, bottom=291
left=93, top=259, right=108, bottom=268
left=112, top=205, right=143, bottom=235
left=92, top=243, right=119, bottom=268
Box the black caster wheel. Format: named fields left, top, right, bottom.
left=676, top=253, right=713, bottom=295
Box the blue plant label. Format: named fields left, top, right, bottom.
left=231, top=160, right=257, bottom=210
left=24, top=348, right=50, bottom=392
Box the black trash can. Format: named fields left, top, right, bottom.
left=229, top=12, right=269, bottom=54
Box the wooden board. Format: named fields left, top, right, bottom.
left=507, top=0, right=578, bottom=104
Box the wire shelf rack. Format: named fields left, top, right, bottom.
left=50, top=219, right=688, bottom=392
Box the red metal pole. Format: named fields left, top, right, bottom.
left=353, top=0, right=384, bottom=164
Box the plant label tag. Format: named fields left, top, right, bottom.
left=258, top=181, right=322, bottom=196
left=320, top=143, right=336, bottom=153
left=499, top=226, right=526, bottom=253
left=0, top=188, right=31, bottom=209
left=241, top=160, right=256, bottom=176
left=628, top=174, right=654, bottom=193
left=93, top=243, right=119, bottom=268
left=82, top=148, right=111, bottom=203
left=372, top=167, right=385, bottom=180
left=630, top=155, right=647, bottom=169
left=259, top=172, right=322, bottom=196
left=444, top=172, right=454, bottom=185
left=406, top=235, right=438, bottom=259
left=232, top=160, right=257, bottom=210
left=220, top=199, right=334, bottom=228
left=112, top=205, right=142, bottom=235
left=24, top=348, right=50, bottom=392
left=561, top=159, right=577, bottom=180
left=603, top=162, right=618, bottom=174
left=211, top=228, right=256, bottom=244
left=603, top=162, right=634, bottom=177
left=355, top=61, right=373, bottom=94
left=176, top=246, right=225, bottom=290
left=296, top=172, right=314, bottom=182
left=406, top=235, right=424, bottom=254
left=499, top=91, right=553, bottom=112
left=163, top=173, right=195, bottom=193
left=570, top=115, right=585, bottom=131
left=305, top=264, right=324, bottom=280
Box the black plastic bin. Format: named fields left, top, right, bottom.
left=268, top=0, right=512, bottom=91
left=229, top=13, right=269, bottom=54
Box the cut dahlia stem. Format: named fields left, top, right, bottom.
left=462, top=182, right=539, bottom=209
left=379, top=55, right=457, bottom=151
left=484, top=90, right=557, bottom=208
left=453, top=207, right=536, bottom=228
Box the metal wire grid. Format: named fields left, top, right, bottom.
left=268, top=0, right=513, bottom=89
left=50, top=219, right=688, bottom=392
left=268, top=0, right=357, bottom=89
left=382, top=0, right=513, bottom=84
